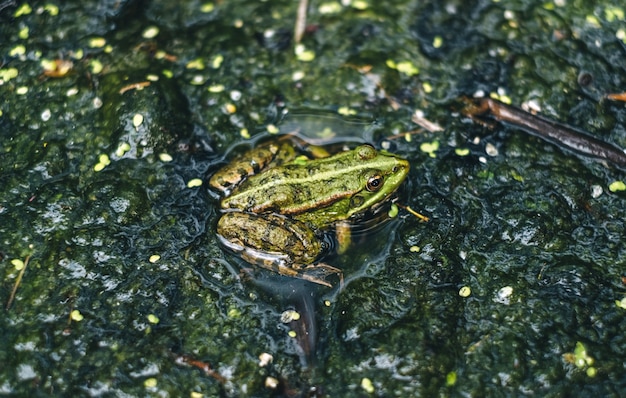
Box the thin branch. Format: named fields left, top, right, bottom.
left=6, top=255, right=30, bottom=310
left=294, top=0, right=309, bottom=44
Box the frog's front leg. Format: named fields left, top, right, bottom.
left=216, top=212, right=341, bottom=286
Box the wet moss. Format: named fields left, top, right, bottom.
left=2, top=0, right=626, bottom=396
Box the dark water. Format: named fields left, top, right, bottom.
left=1, top=0, right=626, bottom=396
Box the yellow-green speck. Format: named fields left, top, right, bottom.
left=159, top=153, right=173, bottom=162
left=11, top=259, right=25, bottom=270
left=10, top=45, right=26, bottom=57
left=570, top=341, right=596, bottom=372
left=446, top=371, right=457, bottom=386
left=72, top=48, right=84, bottom=59
left=115, top=142, right=131, bottom=157
left=201, top=2, right=214, bottom=13
left=18, top=26, right=29, bottom=39
left=0, top=68, right=19, bottom=82
left=455, top=148, right=470, bottom=156
left=388, top=203, right=399, bottom=218
left=410, top=245, right=420, bottom=253
left=147, top=314, right=160, bottom=324
left=240, top=128, right=250, bottom=139
left=608, top=180, right=626, bottom=192
left=144, top=378, right=157, bottom=388
left=211, top=54, right=224, bottom=69
left=337, top=106, right=357, bottom=116
left=224, top=103, right=236, bottom=114
left=360, top=377, right=375, bottom=393
left=490, top=91, right=512, bottom=104
left=319, top=2, right=342, bottom=14
left=280, top=310, right=301, bottom=323
left=605, top=6, right=625, bottom=22
left=616, top=28, right=626, bottom=44
left=208, top=84, right=225, bottom=93
left=395, top=61, right=419, bottom=76
left=16, top=86, right=29, bottom=95
left=585, top=14, right=601, bottom=27
left=187, top=178, right=203, bottom=188
left=433, top=35, right=443, bottom=48
left=14, top=3, right=32, bottom=17
left=227, top=307, right=241, bottom=318
left=71, top=310, right=84, bottom=321
left=99, top=153, right=111, bottom=164
left=288, top=330, right=297, bottom=338
left=459, top=286, right=471, bottom=297
left=511, top=170, right=524, bottom=182
left=90, top=59, right=104, bottom=74
left=352, top=0, right=369, bottom=10
left=133, top=113, right=144, bottom=128
left=292, top=70, right=305, bottom=81
left=44, top=4, right=59, bottom=16
left=149, top=254, right=161, bottom=263
left=142, top=26, right=159, bottom=39
left=186, top=58, right=205, bottom=70
left=615, top=297, right=626, bottom=309
left=88, top=37, right=107, bottom=48
left=295, top=44, right=315, bottom=61
left=422, top=82, right=433, bottom=93
left=420, top=140, right=440, bottom=158
left=94, top=153, right=111, bottom=172
left=267, top=124, right=279, bottom=134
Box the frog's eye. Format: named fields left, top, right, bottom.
left=366, top=175, right=383, bottom=191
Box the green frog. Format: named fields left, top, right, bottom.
left=209, top=138, right=409, bottom=286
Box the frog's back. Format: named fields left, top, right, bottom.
left=221, top=163, right=365, bottom=214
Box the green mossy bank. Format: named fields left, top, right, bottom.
left=1, top=1, right=625, bottom=396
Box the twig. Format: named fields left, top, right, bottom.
left=463, top=97, right=626, bottom=167
left=606, top=93, right=626, bottom=102
left=6, top=255, right=30, bottom=310
left=175, top=354, right=227, bottom=383
left=119, top=81, right=151, bottom=94
left=396, top=203, right=430, bottom=222
left=294, top=0, right=309, bottom=44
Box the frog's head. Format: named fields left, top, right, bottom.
left=347, top=144, right=409, bottom=217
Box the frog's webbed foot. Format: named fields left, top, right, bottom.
left=292, top=262, right=343, bottom=288
left=232, top=245, right=341, bottom=287
left=260, top=259, right=342, bottom=288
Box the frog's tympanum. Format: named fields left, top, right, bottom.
left=209, top=138, right=409, bottom=286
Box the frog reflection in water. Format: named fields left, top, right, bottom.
left=209, top=137, right=409, bottom=287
